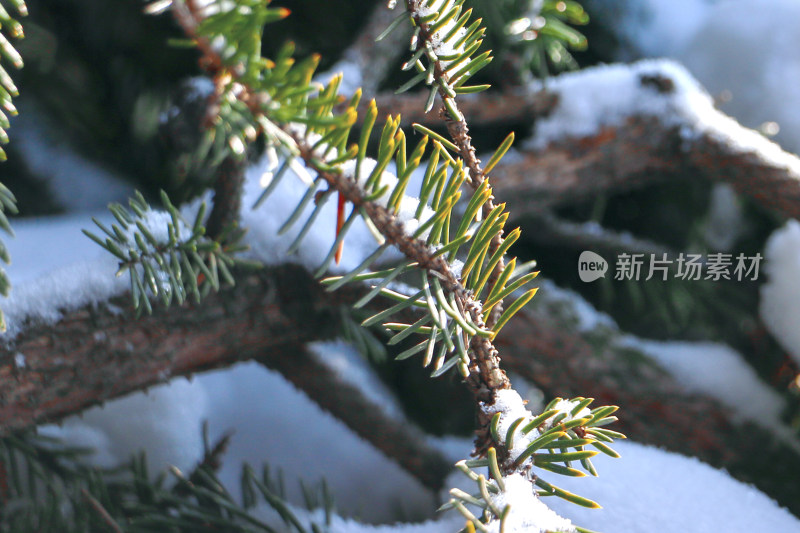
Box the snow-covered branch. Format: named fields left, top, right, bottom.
left=487, top=60, right=800, bottom=220
left=0, top=266, right=344, bottom=434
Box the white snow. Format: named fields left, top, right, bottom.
left=489, top=473, right=575, bottom=533
left=40, top=375, right=209, bottom=474
left=239, top=153, right=389, bottom=272
left=437, top=437, right=800, bottom=533
left=42, top=361, right=438, bottom=524
left=310, top=340, right=406, bottom=421
left=761, top=220, right=800, bottom=368
left=678, top=0, right=800, bottom=155
left=0, top=213, right=128, bottom=339
left=546, top=440, right=800, bottom=533
left=620, top=338, right=786, bottom=425
left=588, top=0, right=800, bottom=156
left=536, top=280, right=787, bottom=431
left=526, top=58, right=800, bottom=191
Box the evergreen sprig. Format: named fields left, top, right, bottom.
left=0, top=0, right=25, bottom=162
left=447, top=397, right=624, bottom=532
left=0, top=431, right=332, bottom=533
left=502, top=0, right=589, bottom=77
left=0, top=0, right=25, bottom=333
left=399, top=0, right=495, bottom=119
left=84, top=191, right=244, bottom=315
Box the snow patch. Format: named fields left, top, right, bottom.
left=310, top=340, right=405, bottom=421
left=526, top=58, right=800, bottom=186
left=490, top=474, right=575, bottom=533
left=761, top=220, right=800, bottom=368
left=621, top=338, right=785, bottom=425
left=44, top=361, right=438, bottom=524
left=546, top=440, right=800, bottom=533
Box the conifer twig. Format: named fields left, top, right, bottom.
left=170, top=0, right=514, bottom=402
left=405, top=0, right=511, bottom=333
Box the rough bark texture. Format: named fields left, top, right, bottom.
left=369, top=89, right=557, bottom=130
left=0, top=265, right=451, bottom=492
left=0, top=266, right=342, bottom=434
left=491, top=117, right=684, bottom=215
left=205, top=155, right=246, bottom=240
left=490, top=114, right=800, bottom=221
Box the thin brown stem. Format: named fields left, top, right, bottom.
left=404, top=1, right=512, bottom=334
left=205, top=155, right=246, bottom=240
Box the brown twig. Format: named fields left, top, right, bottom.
left=259, top=345, right=452, bottom=491
left=0, top=266, right=350, bottom=435
left=205, top=155, right=246, bottom=240
left=404, top=2, right=517, bottom=457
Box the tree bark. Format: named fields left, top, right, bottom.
left=0, top=264, right=452, bottom=492
left=0, top=266, right=341, bottom=433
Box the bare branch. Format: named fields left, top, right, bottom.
left=0, top=267, right=340, bottom=434
left=519, top=211, right=677, bottom=259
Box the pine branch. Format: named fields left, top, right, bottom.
left=147, top=2, right=625, bottom=527
left=165, top=0, right=521, bottom=396
left=404, top=0, right=512, bottom=333
left=0, top=430, right=330, bottom=532
left=0, top=265, right=351, bottom=435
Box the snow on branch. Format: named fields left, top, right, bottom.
left=476, top=59, right=800, bottom=220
